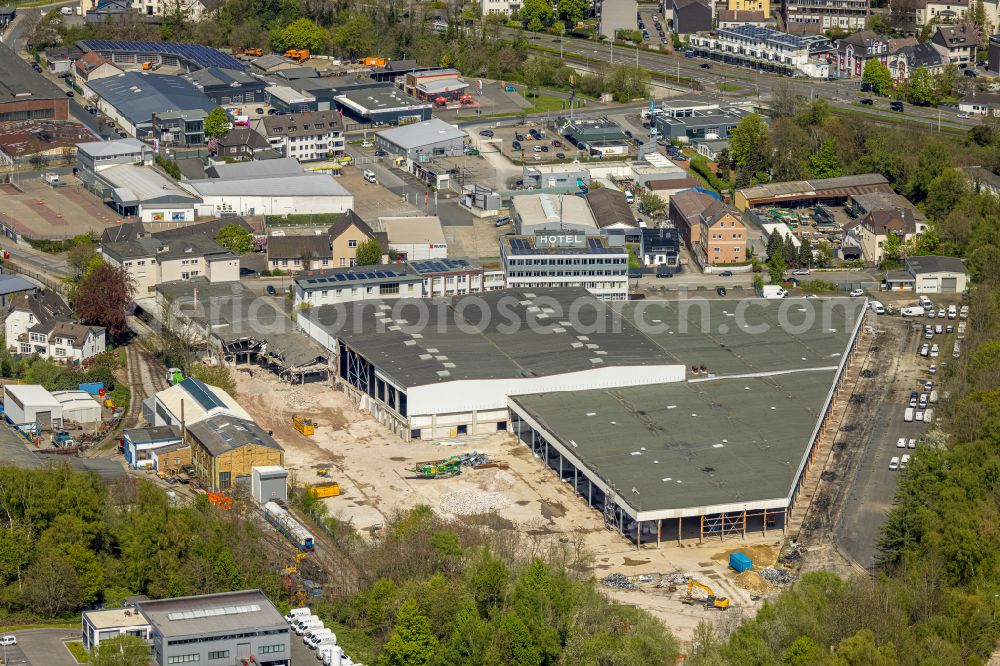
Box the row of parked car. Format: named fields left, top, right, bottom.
left=285, top=607, right=359, bottom=665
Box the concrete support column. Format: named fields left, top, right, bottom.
left=587, top=480, right=592, bottom=508
left=619, top=507, right=624, bottom=535
left=636, top=520, right=641, bottom=551
left=657, top=520, right=661, bottom=548
left=559, top=453, right=563, bottom=480
left=782, top=508, right=787, bottom=535
left=574, top=465, right=578, bottom=492
left=544, top=439, right=549, bottom=467
left=678, top=517, right=682, bottom=545
left=699, top=515, right=704, bottom=545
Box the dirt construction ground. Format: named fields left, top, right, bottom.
left=233, top=371, right=799, bottom=642
left=0, top=176, right=121, bottom=239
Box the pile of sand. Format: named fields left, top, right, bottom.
left=733, top=569, right=772, bottom=595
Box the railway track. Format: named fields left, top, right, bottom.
left=124, top=342, right=169, bottom=429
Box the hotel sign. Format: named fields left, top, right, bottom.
left=535, top=233, right=585, bottom=248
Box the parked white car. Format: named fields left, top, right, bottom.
left=920, top=344, right=929, bottom=357
left=930, top=344, right=939, bottom=357
left=0, top=636, right=16, bottom=646
left=896, top=437, right=907, bottom=448
left=889, top=456, right=900, bottom=470
left=849, top=288, right=865, bottom=297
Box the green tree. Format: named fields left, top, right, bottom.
left=378, top=598, right=437, bottom=666
left=519, top=0, right=553, bottom=28
left=330, top=12, right=376, bottom=60
left=272, top=17, right=328, bottom=53
left=639, top=192, right=666, bottom=216
left=21, top=551, right=82, bottom=617
left=798, top=236, right=814, bottom=268
left=604, top=64, right=649, bottom=103
left=783, top=233, right=797, bottom=266
left=881, top=231, right=902, bottom=265
left=557, top=0, right=588, bottom=23
left=906, top=66, right=938, bottom=106
left=925, top=168, right=969, bottom=221
left=90, top=634, right=149, bottom=666
left=215, top=223, right=253, bottom=254
left=768, top=245, right=786, bottom=283
left=204, top=107, right=230, bottom=140
left=355, top=238, right=384, bottom=266
left=783, top=636, right=825, bottom=665
left=861, top=58, right=894, bottom=96
left=808, top=138, right=843, bottom=179
left=729, top=113, right=771, bottom=187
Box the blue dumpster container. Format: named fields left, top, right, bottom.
left=729, top=551, right=753, bottom=573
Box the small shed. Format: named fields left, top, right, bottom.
left=252, top=465, right=288, bottom=503
left=3, top=384, right=62, bottom=431
left=52, top=390, right=102, bottom=424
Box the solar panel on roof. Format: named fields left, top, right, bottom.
left=77, top=40, right=247, bottom=70
left=181, top=378, right=226, bottom=412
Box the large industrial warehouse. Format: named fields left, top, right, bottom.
left=299, top=290, right=867, bottom=546
left=298, top=288, right=686, bottom=439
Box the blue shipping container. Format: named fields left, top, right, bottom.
left=78, top=382, right=105, bottom=395
left=729, top=552, right=753, bottom=573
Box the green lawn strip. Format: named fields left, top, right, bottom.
left=65, top=641, right=89, bottom=663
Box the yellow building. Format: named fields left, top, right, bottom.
left=728, top=0, right=769, bottom=16
left=187, top=414, right=284, bottom=491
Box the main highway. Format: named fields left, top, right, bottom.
left=513, top=29, right=980, bottom=133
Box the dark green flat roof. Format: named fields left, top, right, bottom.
left=511, top=370, right=837, bottom=520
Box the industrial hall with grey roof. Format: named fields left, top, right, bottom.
left=297, top=287, right=867, bottom=547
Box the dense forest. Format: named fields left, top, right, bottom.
left=0, top=467, right=282, bottom=622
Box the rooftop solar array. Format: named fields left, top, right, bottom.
left=719, top=25, right=811, bottom=49
left=302, top=270, right=409, bottom=285
left=409, top=258, right=475, bottom=274
left=505, top=237, right=623, bottom=255
left=77, top=40, right=247, bottom=70
left=179, top=377, right=226, bottom=412
left=167, top=604, right=260, bottom=621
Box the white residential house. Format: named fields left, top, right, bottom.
left=101, top=236, right=240, bottom=295
left=5, top=291, right=106, bottom=363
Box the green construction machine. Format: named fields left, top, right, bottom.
left=408, top=457, right=462, bottom=479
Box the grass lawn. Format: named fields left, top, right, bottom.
left=65, top=641, right=89, bottom=663
left=525, top=93, right=572, bottom=114
left=0, top=622, right=78, bottom=632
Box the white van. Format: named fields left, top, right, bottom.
left=318, top=645, right=343, bottom=666
left=901, top=306, right=925, bottom=317
left=363, top=169, right=377, bottom=183
left=918, top=295, right=933, bottom=309
left=923, top=408, right=934, bottom=423
left=869, top=300, right=885, bottom=315
left=286, top=607, right=311, bottom=622
left=306, top=629, right=335, bottom=648
left=296, top=617, right=323, bottom=635
left=904, top=407, right=914, bottom=422
left=947, top=304, right=957, bottom=319
left=624, top=190, right=635, bottom=204
left=313, top=635, right=338, bottom=651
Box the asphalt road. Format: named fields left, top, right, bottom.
left=519, top=31, right=981, bottom=133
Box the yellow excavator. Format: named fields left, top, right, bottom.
left=686, top=578, right=730, bottom=610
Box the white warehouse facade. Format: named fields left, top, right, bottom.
left=297, top=288, right=685, bottom=440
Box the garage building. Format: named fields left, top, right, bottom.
left=3, top=384, right=63, bottom=432
left=905, top=255, right=967, bottom=294
left=375, top=118, right=467, bottom=160
left=52, top=390, right=102, bottom=424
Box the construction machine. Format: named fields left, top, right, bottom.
left=245, top=47, right=263, bottom=57
left=407, top=457, right=462, bottom=479
left=685, top=578, right=730, bottom=610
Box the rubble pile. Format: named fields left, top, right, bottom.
left=459, top=451, right=491, bottom=467
left=759, top=568, right=796, bottom=586
left=438, top=489, right=509, bottom=516
left=733, top=570, right=771, bottom=595
left=600, top=573, right=638, bottom=590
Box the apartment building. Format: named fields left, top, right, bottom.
left=253, top=110, right=345, bottom=162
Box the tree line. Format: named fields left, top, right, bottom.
left=0, top=467, right=282, bottom=622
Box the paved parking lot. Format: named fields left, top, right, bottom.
left=0, top=176, right=120, bottom=240
left=637, top=8, right=670, bottom=47
left=2, top=628, right=80, bottom=666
